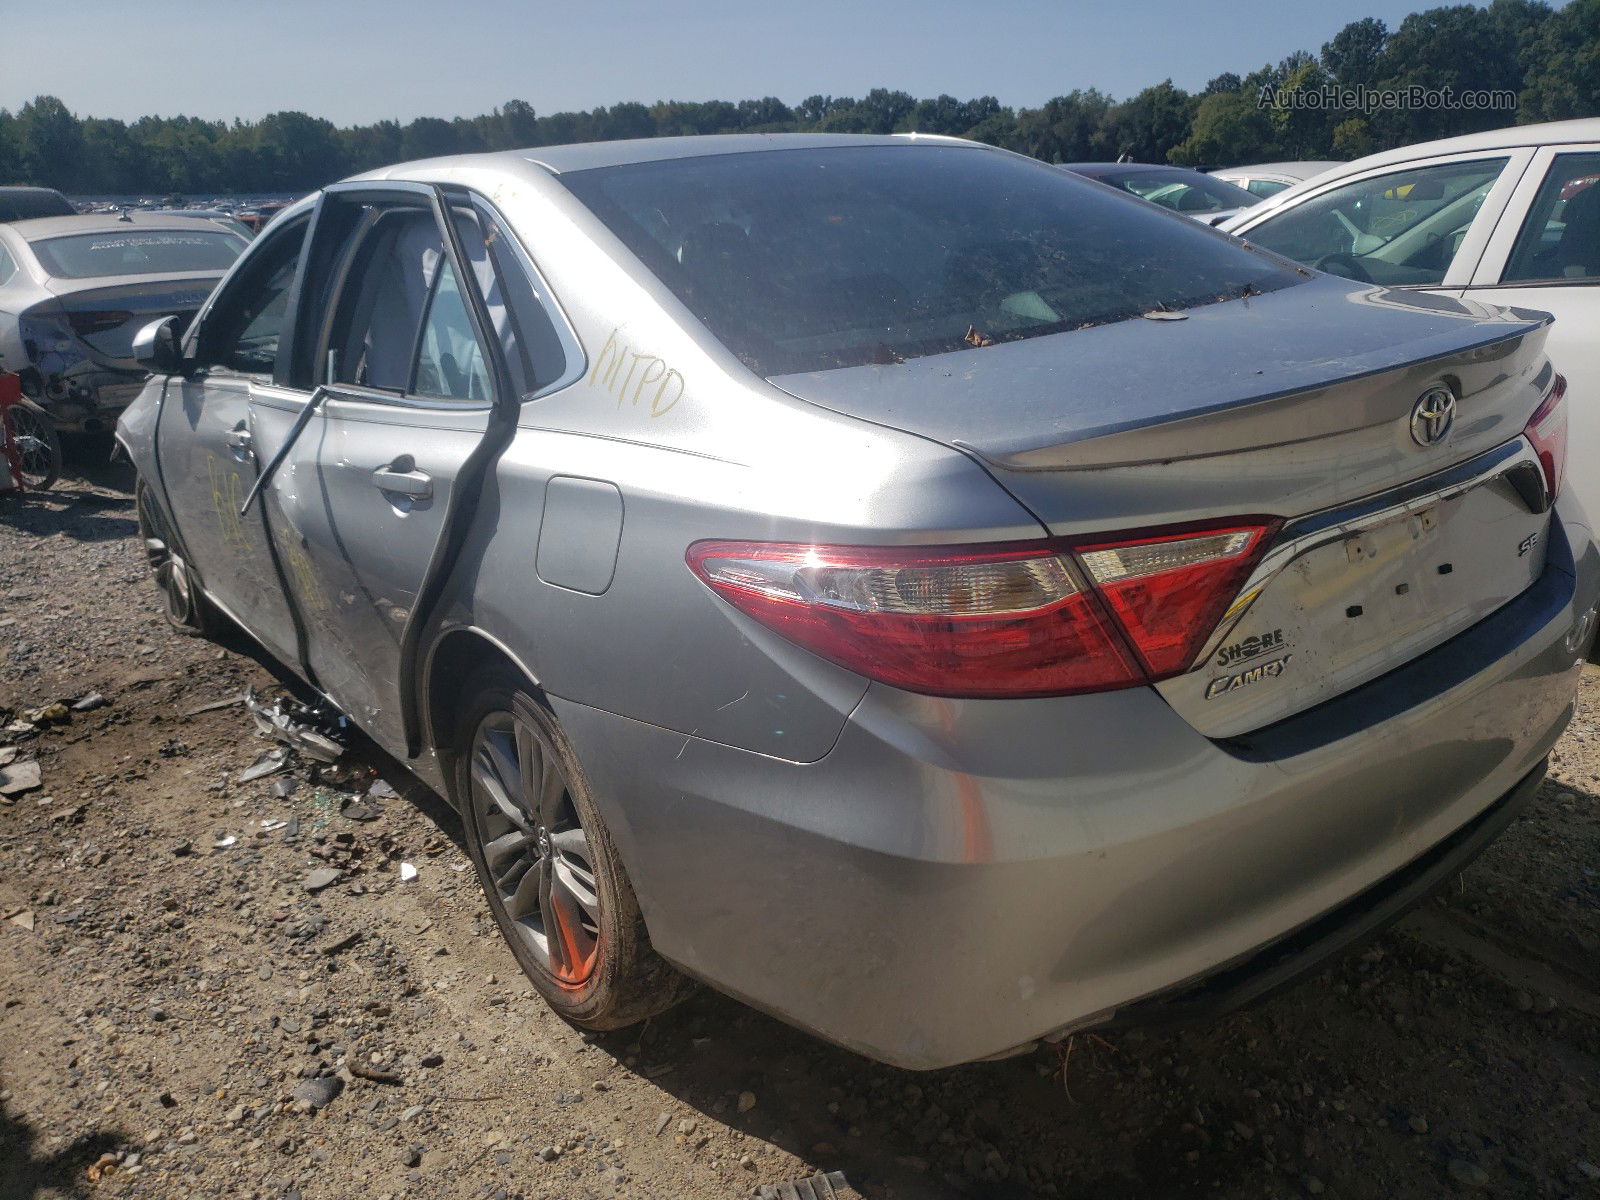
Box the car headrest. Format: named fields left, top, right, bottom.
left=1556, top=185, right=1600, bottom=277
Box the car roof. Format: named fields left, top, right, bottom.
left=1324, top=118, right=1600, bottom=173
left=350, top=131, right=981, bottom=181
left=4, top=212, right=247, bottom=240
left=1063, top=162, right=1199, bottom=177
left=1213, top=161, right=1342, bottom=177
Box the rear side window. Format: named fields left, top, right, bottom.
left=0, top=243, right=16, bottom=285
left=447, top=196, right=570, bottom=397
left=561, top=145, right=1300, bottom=376
left=1247, top=178, right=1290, bottom=198
left=1502, top=152, right=1600, bottom=283
left=29, top=229, right=246, bottom=278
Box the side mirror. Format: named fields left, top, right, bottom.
left=132, top=315, right=187, bottom=376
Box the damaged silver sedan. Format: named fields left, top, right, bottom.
left=118, top=134, right=1598, bottom=1068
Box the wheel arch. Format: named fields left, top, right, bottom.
left=420, top=625, right=543, bottom=795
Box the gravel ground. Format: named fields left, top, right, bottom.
left=2, top=447, right=1598, bottom=1200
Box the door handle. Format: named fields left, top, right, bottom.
left=225, top=426, right=252, bottom=456
left=372, top=466, right=433, bottom=499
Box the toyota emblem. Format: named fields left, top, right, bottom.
left=1410, top=386, right=1456, bottom=447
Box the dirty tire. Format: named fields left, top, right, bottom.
left=453, top=665, right=694, bottom=1030
left=136, top=477, right=220, bottom=639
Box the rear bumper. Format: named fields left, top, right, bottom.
left=1106, top=758, right=1543, bottom=1029
left=553, top=494, right=1599, bottom=1069
left=35, top=367, right=144, bottom=432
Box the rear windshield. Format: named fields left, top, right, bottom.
left=561, top=144, right=1301, bottom=375
left=1090, top=169, right=1258, bottom=214
left=29, top=229, right=245, bottom=279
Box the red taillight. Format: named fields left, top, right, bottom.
left=1525, top=374, right=1567, bottom=503
left=1075, top=524, right=1274, bottom=677
left=66, top=310, right=134, bottom=338
left=686, top=519, right=1277, bottom=699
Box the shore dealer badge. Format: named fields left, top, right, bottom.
left=1206, top=653, right=1293, bottom=700
left=1215, top=627, right=1285, bottom=667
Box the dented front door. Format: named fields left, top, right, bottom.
left=156, top=216, right=311, bottom=668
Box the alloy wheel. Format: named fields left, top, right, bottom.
left=137, top=486, right=195, bottom=628
left=468, top=708, right=601, bottom=988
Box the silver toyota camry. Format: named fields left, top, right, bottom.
left=116, top=134, right=1599, bottom=1070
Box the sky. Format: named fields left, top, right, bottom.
left=2, top=0, right=1489, bottom=126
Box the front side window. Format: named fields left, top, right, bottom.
left=200, top=219, right=308, bottom=376
left=1243, top=157, right=1509, bottom=286
left=1247, top=178, right=1290, bottom=198
left=29, top=229, right=246, bottom=279
left=1502, top=152, right=1600, bottom=284
left=561, top=145, right=1301, bottom=376
left=0, top=242, right=16, bottom=286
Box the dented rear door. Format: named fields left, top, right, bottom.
left=250, top=187, right=492, bottom=757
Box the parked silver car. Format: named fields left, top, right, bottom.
left=117, top=134, right=1598, bottom=1069
left=0, top=213, right=247, bottom=430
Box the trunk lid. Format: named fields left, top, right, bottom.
left=769, top=277, right=1558, bottom=736
left=42, top=272, right=221, bottom=366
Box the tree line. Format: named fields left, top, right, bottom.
left=1, top=0, right=1595, bottom=196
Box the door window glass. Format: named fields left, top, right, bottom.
left=1247, top=178, right=1290, bottom=198
left=0, top=242, right=16, bottom=285
left=1502, top=152, right=1600, bottom=283
left=200, top=219, right=308, bottom=376
left=412, top=259, right=491, bottom=402
left=1243, top=158, right=1508, bottom=286
left=448, top=198, right=569, bottom=397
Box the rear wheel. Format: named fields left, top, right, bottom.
left=136, top=479, right=218, bottom=638
left=6, top=399, right=60, bottom=490
left=453, top=666, right=693, bottom=1029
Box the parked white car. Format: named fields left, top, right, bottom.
left=1224, top=118, right=1598, bottom=525
left=1210, top=161, right=1342, bottom=199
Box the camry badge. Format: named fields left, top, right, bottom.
left=1410, top=387, right=1456, bottom=447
